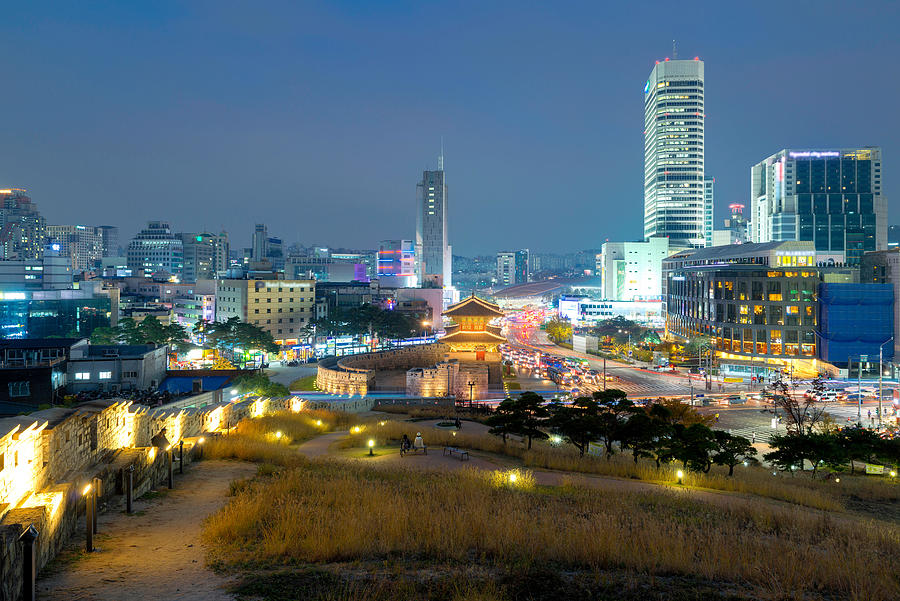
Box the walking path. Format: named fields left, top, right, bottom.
left=38, top=460, right=255, bottom=601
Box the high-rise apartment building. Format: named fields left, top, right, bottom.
left=703, top=176, right=714, bottom=246
left=415, top=158, right=451, bottom=288
left=126, top=221, right=184, bottom=278
left=496, top=250, right=529, bottom=287
left=0, top=188, right=47, bottom=260
left=643, top=58, right=705, bottom=248
left=750, top=148, right=885, bottom=264
left=179, top=231, right=229, bottom=282
left=47, top=225, right=104, bottom=271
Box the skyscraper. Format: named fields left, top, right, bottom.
left=643, top=57, right=705, bottom=248
left=750, top=148, right=885, bottom=264
left=415, top=155, right=451, bottom=288
left=97, top=225, right=120, bottom=257
left=496, top=250, right=529, bottom=287
left=252, top=224, right=267, bottom=262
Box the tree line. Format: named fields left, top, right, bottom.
left=310, top=303, right=427, bottom=340
left=486, top=390, right=757, bottom=476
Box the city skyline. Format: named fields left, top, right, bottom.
left=1, top=3, right=898, bottom=255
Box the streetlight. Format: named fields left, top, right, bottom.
left=368, top=439, right=375, bottom=456
left=422, top=320, right=431, bottom=339
left=676, top=470, right=684, bottom=485
left=879, top=337, right=893, bottom=429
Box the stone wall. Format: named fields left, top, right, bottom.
left=316, top=344, right=449, bottom=396
left=0, top=390, right=371, bottom=601
left=405, top=360, right=490, bottom=400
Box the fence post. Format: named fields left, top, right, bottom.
left=179, top=440, right=184, bottom=474
left=19, top=524, right=39, bottom=601
left=126, top=464, right=134, bottom=514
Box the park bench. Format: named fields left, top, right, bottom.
left=402, top=444, right=427, bottom=456
left=442, top=446, right=469, bottom=461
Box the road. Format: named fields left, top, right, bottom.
left=506, top=322, right=744, bottom=398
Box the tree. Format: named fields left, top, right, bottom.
left=486, top=398, right=522, bottom=444
left=592, top=389, right=633, bottom=459
left=117, top=317, right=144, bottom=344
left=548, top=396, right=602, bottom=457
left=837, top=427, right=882, bottom=474
left=512, top=391, right=550, bottom=450
left=544, top=316, right=573, bottom=344
left=90, top=326, right=120, bottom=345
left=653, top=397, right=713, bottom=427
left=233, top=373, right=289, bottom=397
left=711, top=431, right=757, bottom=476
left=764, top=432, right=844, bottom=476
left=619, top=411, right=661, bottom=464
left=765, top=375, right=831, bottom=435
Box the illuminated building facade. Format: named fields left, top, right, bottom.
left=703, top=176, right=714, bottom=246
left=377, top=239, right=417, bottom=287
left=643, top=58, right=706, bottom=248
left=215, top=277, right=316, bottom=345
left=750, top=148, right=885, bottom=264
left=0, top=188, right=46, bottom=260
left=180, top=232, right=229, bottom=282
left=600, top=237, right=671, bottom=301
left=663, top=241, right=861, bottom=379
left=127, top=221, right=184, bottom=278
left=440, top=295, right=505, bottom=355
left=47, top=225, right=104, bottom=272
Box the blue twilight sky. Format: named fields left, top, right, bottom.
left=1, top=1, right=898, bottom=255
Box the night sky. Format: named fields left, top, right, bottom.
left=1, top=1, right=898, bottom=255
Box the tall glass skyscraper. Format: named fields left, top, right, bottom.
left=643, top=58, right=705, bottom=248
left=415, top=157, right=451, bottom=288
left=750, top=148, right=885, bottom=264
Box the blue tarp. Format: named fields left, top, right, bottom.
left=818, top=283, right=894, bottom=366
left=158, top=375, right=231, bottom=394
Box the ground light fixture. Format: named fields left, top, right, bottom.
left=368, top=439, right=375, bottom=456
left=275, top=431, right=282, bottom=439
left=509, top=472, right=518, bottom=484
left=676, top=470, right=684, bottom=485
left=891, top=470, right=897, bottom=478
left=352, top=426, right=361, bottom=433
left=316, top=420, right=322, bottom=426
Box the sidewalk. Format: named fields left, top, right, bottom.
left=38, top=460, right=255, bottom=601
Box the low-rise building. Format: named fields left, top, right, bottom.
left=67, top=344, right=168, bottom=392
left=663, top=241, right=865, bottom=380
left=0, top=338, right=87, bottom=414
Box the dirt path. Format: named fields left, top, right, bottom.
left=38, top=460, right=256, bottom=601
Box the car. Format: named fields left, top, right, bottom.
left=723, top=395, right=746, bottom=405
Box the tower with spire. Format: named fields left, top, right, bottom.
left=415, top=144, right=451, bottom=289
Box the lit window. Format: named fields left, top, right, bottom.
left=99, top=371, right=112, bottom=380
left=75, top=372, right=90, bottom=380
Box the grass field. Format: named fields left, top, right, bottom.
left=340, top=419, right=900, bottom=512
left=289, top=374, right=318, bottom=391
left=205, top=459, right=900, bottom=601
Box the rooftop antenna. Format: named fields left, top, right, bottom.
left=438, top=136, right=444, bottom=171
left=672, top=39, right=677, bottom=59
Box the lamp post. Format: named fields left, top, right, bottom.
left=422, top=320, right=431, bottom=339
left=879, top=337, right=893, bottom=429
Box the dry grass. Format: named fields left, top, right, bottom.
left=337, top=419, right=900, bottom=511
left=205, top=460, right=900, bottom=601
left=203, top=410, right=350, bottom=466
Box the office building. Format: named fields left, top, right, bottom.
left=97, top=225, right=120, bottom=257
left=496, top=250, right=529, bottom=287
left=0, top=243, right=72, bottom=290
left=180, top=232, right=229, bottom=282
left=377, top=240, right=417, bottom=287
left=600, top=237, right=672, bottom=301
left=126, top=221, right=184, bottom=278
left=415, top=158, right=452, bottom=288
left=0, top=188, right=47, bottom=260
left=703, top=176, right=714, bottom=247
left=662, top=241, right=878, bottom=380
left=215, top=277, right=316, bottom=345
left=47, top=225, right=105, bottom=272
left=750, top=148, right=885, bottom=264
left=643, top=58, right=705, bottom=248
left=252, top=224, right=268, bottom=262
left=0, top=281, right=118, bottom=339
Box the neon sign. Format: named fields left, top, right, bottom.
left=788, top=151, right=840, bottom=159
